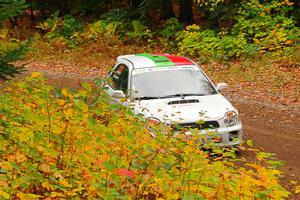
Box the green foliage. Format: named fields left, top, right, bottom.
left=176, top=25, right=257, bottom=62
left=231, top=0, right=299, bottom=51
left=36, top=9, right=153, bottom=47
left=81, top=20, right=107, bottom=40
left=78, top=10, right=153, bottom=45
left=159, top=18, right=183, bottom=49
left=194, top=0, right=224, bottom=11
left=36, top=11, right=83, bottom=48
left=32, top=1, right=300, bottom=60
left=0, top=0, right=29, bottom=80
left=0, top=76, right=290, bottom=199
left=170, top=0, right=299, bottom=61
left=0, top=0, right=28, bottom=23
left=0, top=38, right=30, bottom=80
left=125, top=20, right=152, bottom=42
left=160, top=18, right=183, bottom=38
left=99, top=9, right=152, bottom=41
left=101, top=9, right=132, bottom=24
left=36, top=11, right=63, bottom=37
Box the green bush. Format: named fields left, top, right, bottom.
left=231, top=0, right=300, bottom=51
left=0, top=0, right=28, bottom=22
left=176, top=25, right=257, bottom=61
left=79, top=9, right=151, bottom=43
left=0, top=0, right=29, bottom=80
left=161, top=0, right=299, bottom=61
left=160, top=18, right=183, bottom=39
left=100, top=9, right=133, bottom=38
left=159, top=18, right=183, bottom=49
left=36, top=11, right=83, bottom=47
left=0, top=40, right=30, bottom=80
left=125, top=20, right=152, bottom=43
left=0, top=76, right=290, bottom=199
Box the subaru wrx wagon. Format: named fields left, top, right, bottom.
left=105, top=53, right=243, bottom=146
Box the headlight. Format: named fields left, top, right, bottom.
left=224, top=111, right=238, bottom=127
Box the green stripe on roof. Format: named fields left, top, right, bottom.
left=136, top=53, right=174, bottom=67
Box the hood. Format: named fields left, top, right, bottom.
left=132, top=94, right=234, bottom=124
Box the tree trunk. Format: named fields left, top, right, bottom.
left=292, top=0, right=300, bottom=26
left=39, top=0, right=46, bottom=19
left=179, top=0, right=193, bottom=24
left=129, top=0, right=142, bottom=9
left=57, top=0, right=70, bottom=15
left=160, top=0, right=175, bottom=19
left=30, top=3, right=36, bottom=26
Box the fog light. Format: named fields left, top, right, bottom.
left=212, top=136, right=222, bottom=143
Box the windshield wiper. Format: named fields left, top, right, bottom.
left=135, top=96, right=160, bottom=100
left=160, top=93, right=206, bottom=99
left=135, top=93, right=206, bottom=100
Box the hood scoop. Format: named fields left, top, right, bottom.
left=168, top=99, right=199, bottom=105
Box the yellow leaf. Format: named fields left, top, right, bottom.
left=0, top=181, right=8, bottom=187
left=61, top=88, right=69, bottom=97
left=0, top=190, right=10, bottom=199
left=296, top=185, right=300, bottom=194
left=18, top=193, right=42, bottom=200
left=60, top=179, right=72, bottom=188
left=31, top=72, right=42, bottom=78
left=42, top=181, right=53, bottom=191
left=53, top=172, right=63, bottom=179
left=40, top=164, right=51, bottom=173
left=284, top=0, right=294, bottom=6
left=72, top=187, right=84, bottom=193
left=15, top=151, right=27, bottom=163
left=50, top=192, right=65, bottom=198
left=58, top=99, right=66, bottom=106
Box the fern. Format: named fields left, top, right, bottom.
left=0, top=41, right=29, bottom=80
left=0, top=0, right=29, bottom=80
left=0, top=0, right=28, bottom=22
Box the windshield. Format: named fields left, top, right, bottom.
left=131, top=67, right=217, bottom=99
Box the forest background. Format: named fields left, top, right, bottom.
left=0, top=0, right=300, bottom=199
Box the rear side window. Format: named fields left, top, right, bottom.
left=111, top=64, right=129, bottom=93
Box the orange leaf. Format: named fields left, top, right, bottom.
left=115, top=168, right=135, bottom=179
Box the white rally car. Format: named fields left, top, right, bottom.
left=105, top=53, right=242, bottom=146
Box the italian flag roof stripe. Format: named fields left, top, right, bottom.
left=137, top=53, right=173, bottom=67
left=136, top=53, right=193, bottom=67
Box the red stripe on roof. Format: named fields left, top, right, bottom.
left=152, top=53, right=193, bottom=66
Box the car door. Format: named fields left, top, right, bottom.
left=106, top=64, right=130, bottom=102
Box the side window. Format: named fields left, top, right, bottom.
left=111, top=64, right=129, bottom=93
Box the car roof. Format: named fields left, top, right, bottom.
left=117, top=53, right=195, bottom=69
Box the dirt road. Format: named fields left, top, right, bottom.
left=225, top=93, right=300, bottom=198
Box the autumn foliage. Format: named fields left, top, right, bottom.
left=0, top=74, right=290, bottom=199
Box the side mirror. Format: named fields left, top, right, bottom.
left=111, top=90, right=126, bottom=98
left=216, top=82, right=228, bottom=92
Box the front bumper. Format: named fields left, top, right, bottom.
left=183, top=123, right=243, bottom=147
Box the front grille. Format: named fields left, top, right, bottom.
left=168, top=99, right=199, bottom=105
left=172, top=121, right=220, bottom=131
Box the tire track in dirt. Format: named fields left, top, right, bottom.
left=226, top=96, right=300, bottom=199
